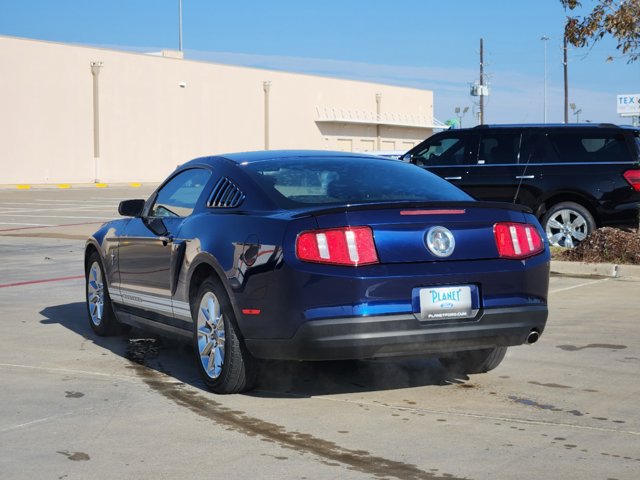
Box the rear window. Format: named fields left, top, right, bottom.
left=548, top=132, right=632, bottom=163
left=245, top=157, right=472, bottom=207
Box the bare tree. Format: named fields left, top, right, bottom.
left=561, top=0, right=640, bottom=62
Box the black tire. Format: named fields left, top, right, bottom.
left=541, top=201, right=595, bottom=248
left=192, top=278, right=257, bottom=394
left=85, top=251, right=120, bottom=336
left=439, top=347, right=508, bottom=375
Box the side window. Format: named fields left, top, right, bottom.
left=412, top=135, right=467, bottom=166
left=520, top=133, right=559, bottom=163
left=475, top=133, right=520, bottom=165
left=150, top=168, right=212, bottom=218
left=549, top=132, right=632, bottom=163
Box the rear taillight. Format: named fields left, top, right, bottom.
left=296, top=226, right=379, bottom=266
left=623, top=169, right=640, bottom=192
left=494, top=223, right=544, bottom=259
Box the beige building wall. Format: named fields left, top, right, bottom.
left=0, top=35, right=436, bottom=185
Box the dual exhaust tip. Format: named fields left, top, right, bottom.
left=526, top=330, right=541, bottom=345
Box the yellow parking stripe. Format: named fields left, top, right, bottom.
left=129, top=182, right=142, bottom=187
left=95, top=183, right=108, bottom=188
left=57, top=184, right=71, bottom=189
left=16, top=185, right=31, bottom=190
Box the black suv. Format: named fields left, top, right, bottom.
left=404, top=124, right=640, bottom=247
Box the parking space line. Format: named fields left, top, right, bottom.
left=0, top=411, right=88, bottom=434
left=0, top=206, right=116, bottom=214
left=0, top=363, right=137, bottom=381
left=0, top=221, right=104, bottom=232
left=1, top=203, right=117, bottom=210
left=255, top=389, right=640, bottom=437
left=549, top=278, right=611, bottom=294
left=0, top=214, right=114, bottom=219
left=0, top=275, right=84, bottom=289
left=0, top=222, right=54, bottom=227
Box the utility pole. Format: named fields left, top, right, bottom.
left=563, top=35, right=569, bottom=124
left=479, top=38, right=484, bottom=125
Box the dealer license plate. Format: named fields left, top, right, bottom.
left=419, top=286, right=473, bottom=320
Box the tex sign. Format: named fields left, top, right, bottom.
left=617, top=94, right=640, bottom=116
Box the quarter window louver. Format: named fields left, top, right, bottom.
left=208, top=177, right=245, bottom=208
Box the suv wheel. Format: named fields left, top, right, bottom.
left=542, top=202, right=595, bottom=248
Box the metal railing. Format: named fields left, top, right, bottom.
left=314, top=106, right=447, bottom=129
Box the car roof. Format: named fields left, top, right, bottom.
left=469, top=123, right=639, bottom=131
left=182, top=150, right=389, bottom=167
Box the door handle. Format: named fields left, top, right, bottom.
left=444, top=176, right=462, bottom=180
left=515, top=175, right=535, bottom=179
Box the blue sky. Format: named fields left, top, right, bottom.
left=1, top=0, right=639, bottom=124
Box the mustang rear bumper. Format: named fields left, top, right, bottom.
left=245, top=305, right=548, bottom=361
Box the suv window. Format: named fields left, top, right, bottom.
left=410, top=135, right=467, bottom=166
left=548, top=132, right=632, bottom=163
left=150, top=168, right=212, bottom=218
left=475, top=133, right=520, bottom=165
left=520, top=133, right=559, bottom=164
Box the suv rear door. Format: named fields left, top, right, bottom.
left=461, top=130, right=524, bottom=203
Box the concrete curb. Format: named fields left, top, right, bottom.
left=551, top=260, right=640, bottom=280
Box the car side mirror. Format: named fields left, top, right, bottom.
left=400, top=153, right=413, bottom=163
left=118, top=199, right=145, bottom=217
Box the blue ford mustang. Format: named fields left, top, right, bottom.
left=85, top=151, right=550, bottom=393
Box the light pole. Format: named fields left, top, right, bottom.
left=570, top=103, right=582, bottom=123
left=178, top=0, right=183, bottom=52
left=541, top=35, right=549, bottom=123
left=454, top=106, right=469, bottom=128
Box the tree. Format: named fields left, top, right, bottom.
left=561, top=0, right=640, bottom=62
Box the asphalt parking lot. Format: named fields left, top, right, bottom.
left=1, top=187, right=639, bottom=480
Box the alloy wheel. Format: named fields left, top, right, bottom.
left=545, top=209, right=588, bottom=248
left=87, top=261, right=104, bottom=326
left=197, top=292, right=226, bottom=379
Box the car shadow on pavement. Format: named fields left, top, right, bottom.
left=40, top=302, right=470, bottom=398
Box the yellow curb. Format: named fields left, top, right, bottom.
left=95, top=183, right=108, bottom=188
left=16, top=184, right=31, bottom=190
left=129, top=182, right=142, bottom=187
left=57, top=184, right=71, bottom=189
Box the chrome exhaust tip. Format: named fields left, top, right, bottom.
left=526, top=330, right=540, bottom=345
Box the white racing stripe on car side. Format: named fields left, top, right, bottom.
left=110, top=289, right=173, bottom=315
left=111, top=288, right=192, bottom=319
left=173, top=301, right=192, bottom=320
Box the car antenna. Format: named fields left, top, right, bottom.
left=513, top=133, right=531, bottom=204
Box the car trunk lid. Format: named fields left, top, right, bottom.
left=297, top=201, right=533, bottom=263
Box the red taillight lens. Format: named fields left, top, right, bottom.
left=623, top=169, right=640, bottom=192
left=494, top=223, right=544, bottom=259
left=296, top=226, right=379, bottom=266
